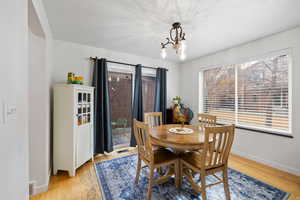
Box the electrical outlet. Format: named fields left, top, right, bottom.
left=7, top=104, right=17, bottom=120
left=1, top=102, right=17, bottom=124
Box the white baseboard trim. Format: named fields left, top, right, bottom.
left=33, top=183, right=49, bottom=195
left=231, top=148, right=300, bottom=176
left=30, top=168, right=51, bottom=196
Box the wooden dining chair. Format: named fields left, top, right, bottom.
left=198, top=113, right=217, bottom=127
left=144, top=112, right=163, bottom=128
left=144, top=112, right=166, bottom=175
left=180, top=125, right=235, bottom=200
left=133, top=119, right=180, bottom=200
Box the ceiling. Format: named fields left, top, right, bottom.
left=44, top=0, right=300, bottom=63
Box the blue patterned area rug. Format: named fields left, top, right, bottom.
left=94, top=154, right=289, bottom=200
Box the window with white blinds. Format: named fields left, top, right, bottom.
left=203, top=54, right=291, bottom=135
left=203, top=65, right=236, bottom=124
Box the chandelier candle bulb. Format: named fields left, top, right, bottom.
left=161, top=47, right=167, bottom=59
left=180, top=52, right=186, bottom=61
left=181, top=40, right=187, bottom=51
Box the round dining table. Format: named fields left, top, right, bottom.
left=149, top=124, right=207, bottom=188
left=149, top=124, right=206, bottom=151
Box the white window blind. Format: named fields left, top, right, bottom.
left=203, top=65, right=235, bottom=124
left=237, top=55, right=289, bottom=133
left=203, top=54, right=291, bottom=134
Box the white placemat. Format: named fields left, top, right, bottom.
left=168, top=127, right=194, bottom=134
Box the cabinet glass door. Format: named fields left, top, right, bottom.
left=77, top=91, right=92, bottom=126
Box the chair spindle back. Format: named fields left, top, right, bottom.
left=202, top=125, right=235, bottom=169
left=133, top=119, right=153, bottom=162
left=144, top=112, right=163, bottom=128
left=198, top=114, right=217, bottom=127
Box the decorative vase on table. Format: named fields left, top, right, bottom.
left=172, top=100, right=194, bottom=125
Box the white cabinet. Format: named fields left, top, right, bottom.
left=53, top=84, right=94, bottom=177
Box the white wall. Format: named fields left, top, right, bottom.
left=0, top=0, right=29, bottom=199
left=51, top=40, right=180, bottom=106
left=28, top=0, right=53, bottom=195
left=28, top=30, right=48, bottom=193
left=179, top=27, right=300, bottom=176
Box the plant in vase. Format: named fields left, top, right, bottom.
left=172, top=96, right=182, bottom=105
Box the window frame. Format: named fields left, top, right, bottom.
left=199, top=49, right=293, bottom=138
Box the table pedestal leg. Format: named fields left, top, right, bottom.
left=178, top=159, right=182, bottom=188
left=156, top=166, right=175, bottom=184
left=175, top=159, right=182, bottom=189
left=156, top=161, right=182, bottom=189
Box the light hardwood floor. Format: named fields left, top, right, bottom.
left=30, top=149, right=300, bottom=200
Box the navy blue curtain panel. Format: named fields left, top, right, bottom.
left=130, top=64, right=144, bottom=147
left=92, top=58, right=113, bottom=154
left=154, top=68, right=167, bottom=123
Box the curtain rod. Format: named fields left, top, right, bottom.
left=89, top=57, right=168, bottom=71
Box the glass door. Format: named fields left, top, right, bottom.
left=142, top=76, right=156, bottom=113
left=108, top=67, right=156, bottom=149
left=108, top=72, right=133, bottom=148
